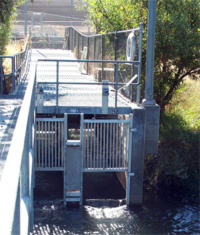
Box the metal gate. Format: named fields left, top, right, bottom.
left=82, top=118, right=132, bottom=172
left=35, top=118, right=65, bottom=170
left=35, top=114, right=133, bottom=204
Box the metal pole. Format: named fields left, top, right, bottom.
left=40, top=13, right=43, bottom=37
left=24, top=2, right=27, bottom=36
left=142, top=0, right=157, bottom=106
left=12, top=57, right=15, bottom=92
left=71, top=0, right=73, bottom=26
left=56, top=61, right=59, bottom=114
left=136, top=23, right=143, bottom=105
left=0, top=58, right=3, bottom=95
left=115, top=63, right=119, bottom=114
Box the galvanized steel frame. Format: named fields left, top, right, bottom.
left=0, top=36, right=30, bottom=95
left=36, top=58, right=141, bottom=115
left=35, top=117, right=65, bottom=171
left=0, top=63, right=36, bottom=234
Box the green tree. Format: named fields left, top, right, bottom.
left=0, top=0, right=24, bottom=55
left=78, top=0, right=200, bottom=112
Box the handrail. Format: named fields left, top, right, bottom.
left=0, top=63, right=36, bottom=234
left=0, top=36, right=30, bottom=95
left=36, top=59, right=141, bottom=114
left=65, top=23, right=143, bottom=104
left=66, top=25, right=135, bottom=38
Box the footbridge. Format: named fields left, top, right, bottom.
left=0, top=2, right=160, bottom=233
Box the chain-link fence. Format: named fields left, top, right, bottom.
left=66, top=25, right=143, bottom=103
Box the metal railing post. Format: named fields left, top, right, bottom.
left=77, top=32, right=79, bottom=58
left=114, top=32, right=117, bottom=61
left=12, top=56, right=15, bottom=92
left=0, top=57, right=3, bottom=95
left=136, top=23, right=143, bottom=105
left=101, top=34, right=104, bottom=80
left=87, top=37, right=89, bottom=74
left=115, top=63, right=119, bottom=114
left=56, top=61, right=59, bottom=114
left=94, top=37, right=96, bottom=60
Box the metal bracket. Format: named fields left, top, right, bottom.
left=129, top=172, right=135, bottom=177
left=130, top=128, right=137, bottom=132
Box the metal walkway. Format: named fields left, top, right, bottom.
left=33, top=49, right=135, bottom=114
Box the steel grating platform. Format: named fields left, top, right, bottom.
left=33, top=49, right=137, bottom=114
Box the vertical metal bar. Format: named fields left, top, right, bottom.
left=126, top=123, right=129, bottom=167
left=85, top=123, right=87, bottom=168
left=143, top=0, right=157, bottom=105
left=97, top=123, right=99, bottom=169
left=41, top=121, right=43, bottom=167
left=136, top=23, right=143, bottom=105
left=24, top=2, right=27, bottom=36
left=77, top=33, right=79, bottom=59
left=90, top=123, right=92, bottom=168
left=12, top=57, right=15, bottom=92
left=119, top=123, right=122, bottom=168
left=86, top=123, right=90, bottom=168
left=87, top=37, right=89, bottom=74
left=38, top=121, right=40, bottom=168
left=56, top=61, right=59, bottom=114
left=112, top=123, right=115, bottom=167
left=83, top=123, right=85, bottom=169
left=101, top=34, right=104, bottom=80
left=45, top=121, right=47, bottom=167
left=109, top=123, right=112, bottom=168
left=103, top=123, right=105, bottom=169
left=55, top=121, right=57, bottom=167
left=48, top=121, right=50, bottom=167
left=58, top=121, right=60, bottom=167
left=114, top=32, right=117, bottom=61
left=94, top=37, right=96, bottom=60
left=126, top=114, right=133, bottom=204
left=116, top=123, right=119, bottom=168
left=106, top=123, right=109, bottom=168
left=100, top=122, right=102, bottom=168
left=52, top=121, right=53, bottom=167
left=0, top=57, right=3, bottom=95
left=70, top=0, right=73, bottom=26
left=115, top=63, right=119, bottom=114
left=80, top=114, right=84, bottom=205
left=40, top=13, right=43, bottom=37
left=80, top=113, right=84, bottom=144
left=64, top=114, right=68, bottom=168
left=122, top=123, right=125, bottom=168
left=94, top=123, right=96, bottom=168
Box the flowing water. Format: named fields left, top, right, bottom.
left=32, top=172, right=200, bottom=235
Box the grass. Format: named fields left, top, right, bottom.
left=168, top=79, right=200, bottom=130
left=3, top=39, right=27, bottom=74
left=144, top=79, right=200, bottom=201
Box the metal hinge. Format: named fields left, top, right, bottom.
left=130, top=128, right=137, bottom=132
left=129, top=172, right=135, bottom=177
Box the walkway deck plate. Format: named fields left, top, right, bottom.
left=34, top=49, right=134, bottom=114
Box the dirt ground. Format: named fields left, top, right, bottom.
left=13, top=0, right=90, bottom=38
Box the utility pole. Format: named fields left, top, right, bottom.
left=71, top=0, right=73, bottom=26
left=142, top=0, right=157, bottom=106
left=24, top=1, right=27, bottom=36
left=142, top=0, right=160, bottom=156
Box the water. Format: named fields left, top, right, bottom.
left=32, top=172, right=200, bottom=234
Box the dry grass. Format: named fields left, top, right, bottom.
left=3, top=39, right=27, bottom=74
left=169, top=79, right=200, bottom=130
